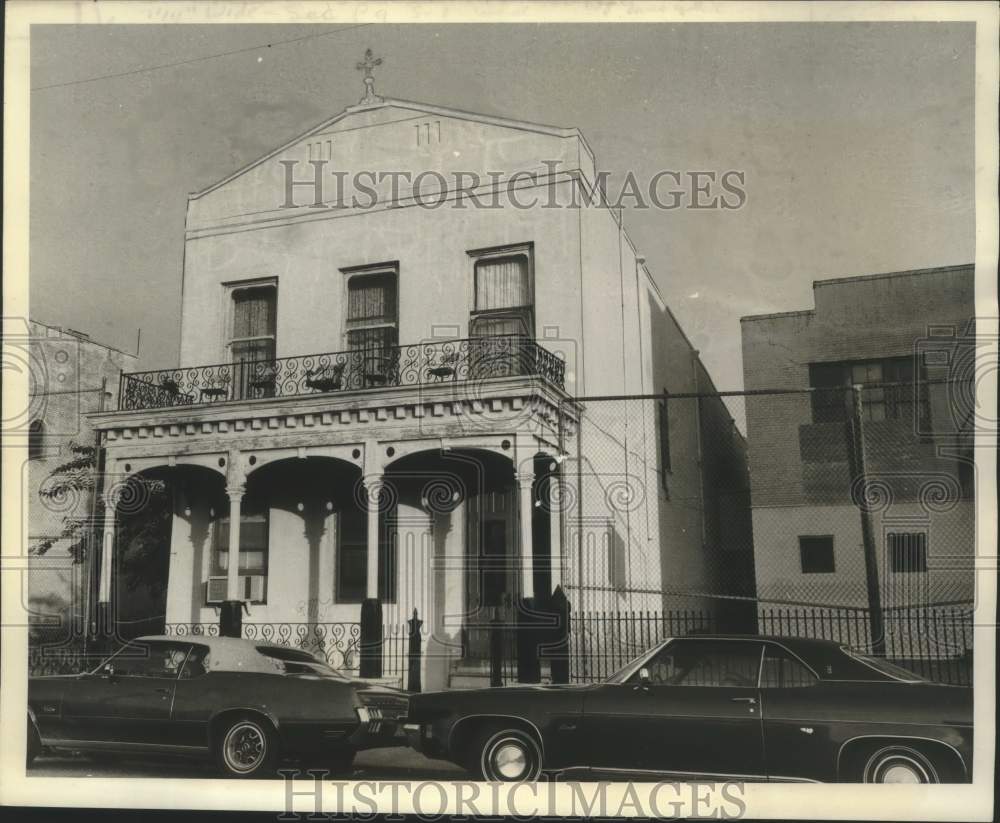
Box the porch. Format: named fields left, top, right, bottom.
left=93, top=427, right=571, bottom=690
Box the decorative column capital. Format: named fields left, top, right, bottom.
left=225, top=484, right=245, bottom=501
left=363, top=474, right=385, bottom=493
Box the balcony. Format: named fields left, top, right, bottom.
left=118, top=335, right=566, bottom=412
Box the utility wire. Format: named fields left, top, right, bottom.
left=31, top=24, right=372, bottom=92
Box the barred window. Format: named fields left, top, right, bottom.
left=808, top=357, right=924, bottom=424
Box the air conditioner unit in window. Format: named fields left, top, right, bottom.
left=206, top=576, right=228, bottom=604
left=207, top=575, right=266, bottom=604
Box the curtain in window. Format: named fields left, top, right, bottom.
left=233, top=288, right=276, bottom=338
left=347, top=274, right=395, bottom=326
left=231, top=287, right=276, bottom=363
left=475, top=256, right=529, bottom=310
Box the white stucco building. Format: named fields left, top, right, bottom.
left=89, top=71, right=752, bottom=688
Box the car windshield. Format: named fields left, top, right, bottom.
left=605, top=645, right=659, bottom=684
left=255, top=646, right=350, bottom=680
left=843, top=649, right=927, bottom=682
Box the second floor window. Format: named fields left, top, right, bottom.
left=230, top=285, right=276, bottom=363
left=809, top=356, right=925, bottom=424
left=345, top=266, right=398, bottom=387
left=470, top=245, right=534, bottom=338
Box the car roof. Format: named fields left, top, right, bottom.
left=134, top=634, right=303, bottom=674
left=665, top=633, right=846, bottom=670
left=136, top=634, right=287, bottom=652
left=663, top=634, right=915, bottom=681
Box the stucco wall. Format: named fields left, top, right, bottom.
left=26, top=321, right=136, bottom=628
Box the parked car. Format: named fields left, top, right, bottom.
left=27, top=635, right=409, bottom=778
left=404, top=635, right=972, bottom=783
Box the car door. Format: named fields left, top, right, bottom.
left=583, top=639, right=766, bottom=778
left=757, top=642, right=833, bottom=781
left=62, top=640, right=190, bottom=745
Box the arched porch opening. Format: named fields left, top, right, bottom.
left=240, top=456, right=365, bottom=628
left=111, top=464, right=226, bottom=639
left=383, top=447, right=533, bottom=664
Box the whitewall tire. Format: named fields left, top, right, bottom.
left=475, top=727, right=543, bottom=782
left=862, top=746, right=938, bottom=784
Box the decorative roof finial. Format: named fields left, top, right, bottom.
left=356, top=48, right=383, bottom=105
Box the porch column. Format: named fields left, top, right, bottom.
left=517, top=469, right=535, bottom=600
left=360, top=473, right=384, bottom=678
left=365, top=475, right=384, bottom=599
left=548, top=465, right=563, bottom=591
left=95, top=491, right=117, bottom=639
left=220, top=482, right=245, bottom=638
left=225, top=485, right=244, bottom=600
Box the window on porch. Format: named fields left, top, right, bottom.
left=335, top=507, right=396, bottom=603
left=212, top=505, right=269, bottom=604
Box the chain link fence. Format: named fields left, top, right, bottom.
left=559, top=380, right=976, bottom=683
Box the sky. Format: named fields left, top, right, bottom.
left=29, top=22, right=975, bottom=389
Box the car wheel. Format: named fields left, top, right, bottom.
left=27, top=717, right=41, bottom=767
left=215, top=715, right=277, bottom=779
left=473, top=726, right=542, bottom=782
left=862, top=746, right=938, bottom=784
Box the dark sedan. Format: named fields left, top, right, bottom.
left=27, top=635, right=408, bottom=778
left=404, top=635, right=972, bottom=783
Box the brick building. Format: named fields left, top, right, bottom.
left=741, top=265, right=975, bottom=646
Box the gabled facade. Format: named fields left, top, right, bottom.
left=89, top=88, right=752, bottom=688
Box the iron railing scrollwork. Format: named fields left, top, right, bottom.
left=165, top=622, right=362, bottom=674
left=119, top=335, right=566, bottom=411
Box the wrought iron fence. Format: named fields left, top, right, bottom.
left=569, top=603, right=973, bottom=685
left=28, top=639, right=91, bottom=676
left=165, top=622, right=362, bottom=675
left=119, top=335, right=566, bottom=411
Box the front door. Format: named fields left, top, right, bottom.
left=62, top=640, right=189, bottom=745
left=583, top=639, right=766, bottom=778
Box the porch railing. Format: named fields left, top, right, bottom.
left=119, top=335, right=566, bottom=411
left=165, top=622, right=362, bottom=675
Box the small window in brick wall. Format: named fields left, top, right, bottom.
left=799, top=536, right=835, bottom=574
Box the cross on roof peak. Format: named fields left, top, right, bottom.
left=356, top=48, right=384, bottom=105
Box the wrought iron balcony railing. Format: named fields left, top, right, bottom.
left=118, top=335, right=566, bottom=411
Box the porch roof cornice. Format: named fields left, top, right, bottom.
left=88, top=375, right=580, bottom=439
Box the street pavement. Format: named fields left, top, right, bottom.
left=29, top=746, right=467, bottom=779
